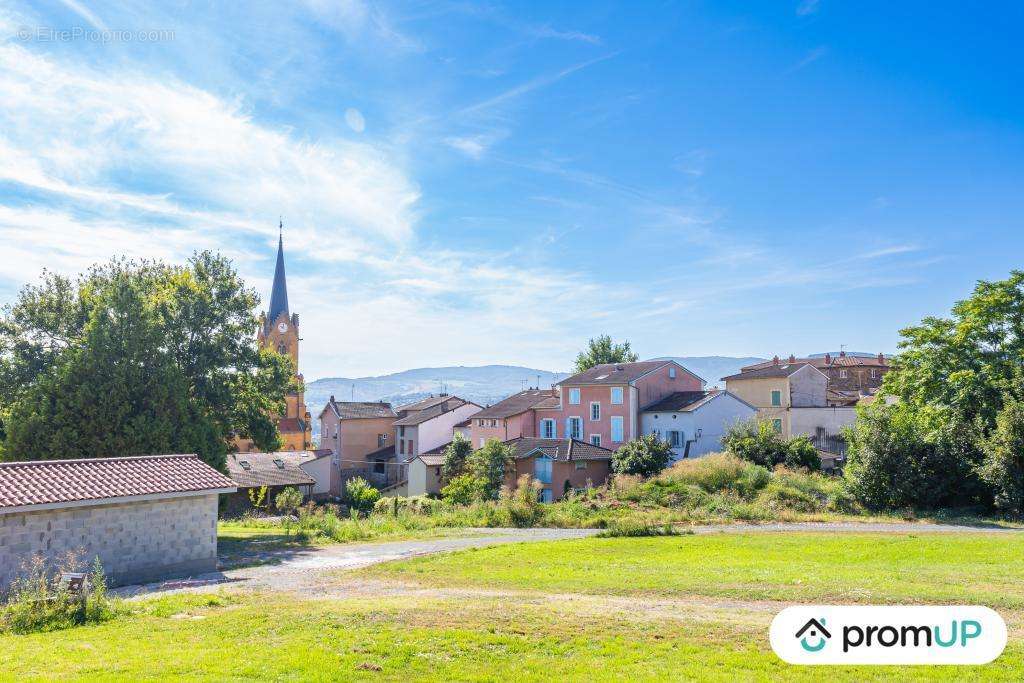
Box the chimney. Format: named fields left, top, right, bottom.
left=788, top=354, right=796, bottom=364
left=878, top=352, right=885, bottom=363
left=839, top=349, right=846, bottom=358
left=329, top=395, right=335, bottom=402
left=772, top=355, right=780, bottom=365
left=824, top=353, right=831, bottom=364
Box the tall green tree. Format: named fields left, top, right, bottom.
left=884, top=270, right=1024, bottom=426
left=574, top=335, right=639, bottom=373
left=979, top=396, right=1024, bottom=515
left=442, top=432, right=473, bottom=480
left=0, top=253, right=292, bottom=469
left=467, top=439, right=515, bottom=500
left=612, top=433, right=673, bottom=478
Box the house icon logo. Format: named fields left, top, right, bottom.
left=795, top=618, right=831, bottom=653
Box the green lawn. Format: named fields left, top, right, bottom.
left=2, top=532, right=1023, bottom=680
left=365, top=532, right=1024, bottom=608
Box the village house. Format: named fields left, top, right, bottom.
left=0, top=455, right=235, bottom=590
left=224, top=450, right=332, bottom=514
left=365, top=394, right=481, bottom=493
left=504, top=438, right=614, bottom=502
left=318, top=397, right=396, bottom=493
left=533, top=360, right=704, bottom=448
left=640, top=390, right=757, bottom=460
left=468, top=388, right=557, bottom=447
left=740, top=351, right=890, bottom=405
left=722, top=360, right=856, bottom=440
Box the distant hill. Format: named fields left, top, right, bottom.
left=649, top=356, right=766, bottom=387
left=305, top=357, right=763, bottom=441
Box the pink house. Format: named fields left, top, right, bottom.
left=533, top=360, right=704, bottom=449
left=468, top=388, right=557, bottom=447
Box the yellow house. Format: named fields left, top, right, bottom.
left=721, top=361, right=828, bottom=438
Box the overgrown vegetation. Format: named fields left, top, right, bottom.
left=723, top=419, right=821, bottom=470
left=845, top=269, right=1024, bottom=515
left=1, top=555, right=114, bottom=635
left=611, top=433, right=673, bottom=477
left=440, top=439, right=514, bottom=503
left=344, top=477, right=381, bottom=514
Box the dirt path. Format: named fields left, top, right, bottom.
left=115, top=521, right=1021, bottom=599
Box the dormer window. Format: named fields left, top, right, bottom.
left=239, top=460, right=251, bottom=470
left=273, top=459, right=285, bottom=469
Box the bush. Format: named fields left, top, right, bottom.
left=784, top=436, right=822, bottom=471
left=274, top=486, right=303, bottom=515
left=442, top=432, right=473, bottom=480
left=980, top=396, right=1024, bottom=516
left=845, top=403, right=987, bottom=510
left=612, top=434, right=674, bottom=478
left=724, top=420, right=822, bottom=470
left=440, top=474, right=487, bottom=505
left=466, top=440, right=515, bottom=500
left=344, top=477, right=381, bottom=514
left=660, top=453, right=771, bottom=497
left=372, top=495, right=441, bottom=516
left=1, top=555, right=114, bottom=634
left=596, top=521, right=681, bottom=537
left=499, top=475, right=546, bottom=527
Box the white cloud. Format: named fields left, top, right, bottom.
left=345, top=107, right=366, bottom=133
left=796, top=0, right=821, bottom=16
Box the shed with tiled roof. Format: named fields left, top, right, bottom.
left=0, top=454, right=235, bottom=589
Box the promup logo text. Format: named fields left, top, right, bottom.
left=770, top=606, right=1007, bottom=665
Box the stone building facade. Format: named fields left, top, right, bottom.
left=0, top=454, right=235, bottom=590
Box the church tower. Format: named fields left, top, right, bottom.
left=252, top=224, right=311, bottom=451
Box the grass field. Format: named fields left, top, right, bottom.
left=2, top=532, right=1022, bottom=681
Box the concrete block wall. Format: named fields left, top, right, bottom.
left=0, top=493, right=219, bottom=590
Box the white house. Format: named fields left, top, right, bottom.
left=392, top=395, right=481, bottom=484
left=640, top=390, right=757, bottom=460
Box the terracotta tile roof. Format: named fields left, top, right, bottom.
left=473, top=389, right=557, bottom=419
left=721, top=362, right=815, bottom=381
left=559, top=361, right=671, bottom=386
left=226, top=451, right=317, bottom=489
left=0, top=454, right=236, bottom=510
left=506, top=438, right=613, bottom=461
left=742, top=354, right=890, bottom=371
left=326, top=399, right=396, bottom=420
left=418, top=454, right=445, bottom=467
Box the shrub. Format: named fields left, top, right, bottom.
left=467, top=440, right=515, bottom=500
left=784, top=436, right=822, bottom=471
left=980, top=396, right=1024, bottom=516
left=660, top=453, right=770, bottom=497
left=441, top=474, right=487, bottom=505
left=442, top=432, right=473, bottom=480
left=1, top=555, right=114, bottom=634
left=612, top=434, right=674, bottom=478
left=372, top=495, right=441, bottom=517
left=596, top=520, right=681, bottom=537
left=845, top=403, right=987, bottom=510
left=499, top=475, right=545, bottom=527
left=344, top=477, right=381, bottom=514
left=722, top=419, right=789, bottom=468
left=274, top=487, right=303, bottom=515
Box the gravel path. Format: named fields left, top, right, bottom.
left=114, top=521, right=1021, bottom=599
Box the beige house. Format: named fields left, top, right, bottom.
left=722, top=361, right=833, bottom=438
left=318, top=398, right=396, bottom=491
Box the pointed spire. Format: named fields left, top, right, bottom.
left=267, top=221, right=289, bottom=323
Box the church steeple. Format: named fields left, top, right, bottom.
left=267, top=220, right=289, bottom=323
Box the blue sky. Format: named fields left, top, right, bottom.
left=1, top=1, right=1022, bottom=379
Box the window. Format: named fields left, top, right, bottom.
left=669, top=367, right=676, bottom=379
left=590, top=402, right=601, bottom=421
left=771, top=390, right=781, bottom=407
left=399, top=440, right=405, bottom=454
left=333, top=428, right=338, bottom=440
left=378, top=433, right=387, bottom=447
left=610, top=387, right=623, bottom=405
left=839, top=369, right=848, bottom=379
left=534, top=456, right=552, bottom=484
left=540, top=419, right=556, bottom=439
left=407, top=440, right=414, bottom=455
left=373, top=461, right=386, bottom=474
left=772, top=419, right=783, bottom=433
left=590, top=434, right=601, bottom=447
left=478, top=419, right=485, bottom=427
left=610, top=416, right=624, bottom=442
left=490, top=419, right=498, bottom=427
left=399, top=426, right=406, bottom=437
left=575, top=460, right=588, bottom=470
left=539, top=488, right=553, bottom=503
left=569, top=388, right=581, bottom=405
left=567, top=417, right=583, bottom=440
left=668, top=430, right=683, bottom=448
left=871, top=369, right=878, bottom=379
left=435, top=467, right=441, bottom=476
